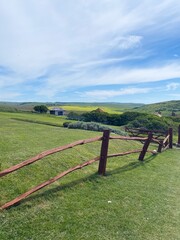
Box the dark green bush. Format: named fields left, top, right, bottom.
left=81, top=111, right=148, bottom=126
left=67, top=110, right=174, bottom=132
left=67, top=121, right=127, bottom=136
left=127, top=115, right=169, bottom=132
left=33, top=105, right=48, bottom=113
left=63, top=122, right=72, bottom=128
left=67, top=111, right=82, bottom=121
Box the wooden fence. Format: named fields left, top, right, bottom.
left=1, top=126, right=178, bottom=210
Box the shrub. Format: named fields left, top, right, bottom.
left=33, top=105, right=48, bottom=113
left=81, top=111, right=148, bottom=126
left=63, top=122, right=72, bottom=128
left=67, top=121, right=128, bottom=136
left=67, top=111, right=82, bottom=121
left=127, top=115, right=169, bottom=132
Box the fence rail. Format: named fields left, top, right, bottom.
left=1, top=125, right=179, bottom=210
left=125, top=127, right=167, bottom=139
left=0, top=136, right=102, bottom=178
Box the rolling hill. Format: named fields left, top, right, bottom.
left=134, top=100, right=180, bottom=116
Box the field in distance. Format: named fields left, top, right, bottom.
left=0, top=102, right=143, bottom=114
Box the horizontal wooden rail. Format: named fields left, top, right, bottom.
left=110, top=135, right=161, bottom=145
left=0, top=147, right=155, bottom=210
left=0, top=134, right=162, bottom=178
left=0, top=136, right=102, bottom=178
left=125, top=127, right=167, bottom=134
left=1, top=156, right=100, bottom=210
left=110, top=136, right=147, bottom=141
left=1, top=127, right=174, bottom=210
left=108, top=149, right=155, bottom=158
left=107, top=149, right=142, bottom=158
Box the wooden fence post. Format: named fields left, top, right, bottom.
left=138, top=132, right=153, bottom=161
left=178, top=125, right=180, bottom=145
left=168, top=128, right=173, bottom=149
left=157, top=141, right=163, bottom=153
left=98, top=130, right=110, bottom=175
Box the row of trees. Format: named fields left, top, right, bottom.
left=32, top=105, right=171, bottom=132
left=67, top=110, right=170, bottom=131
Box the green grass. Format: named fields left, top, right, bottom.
left=49, top=104, right=124, bottom=114
left=0, top=112, right=180, bottom=240
left=136, top=100, right=180, bottom=116
left=0, top=101, right=143, bottom=114
left=0, top=112, right=69, bottom=127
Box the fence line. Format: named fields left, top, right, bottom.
left=1, top=126, right=177, bottom=210
left=0, top=136, right=102, bottom=178
left=1, top=156, right=100, bottom=210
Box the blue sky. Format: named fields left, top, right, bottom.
left=0, top=0, right=180, bottom=103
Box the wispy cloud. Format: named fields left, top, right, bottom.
left=36, top=62, right=180, bottom=93
left=81, top=88, right=151, bottom=100
left=0, top=91, right=21, bottom=101
left=0, top=0, right=180, bottom=102
left=169, top=93, right=180, bottom=98
left=166, top=82, right=180, bottom=91
left=107, top=35, right=143, bottom=50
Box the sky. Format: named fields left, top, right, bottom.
left=0, top=0, right=180, bottom=104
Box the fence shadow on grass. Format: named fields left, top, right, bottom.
left=2, top=127, right=173, bottom=210
left=17, top=154, right=157, bottom=209
left=106, top=154, right=157, bottom=176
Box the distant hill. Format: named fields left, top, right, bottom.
left=1, top=101, right=180, bottom=117
left=0, top=102, right=37, bottom=112
left=0, top=102, right=144, bottom=113
left=134, top=100, right=180, bottom=116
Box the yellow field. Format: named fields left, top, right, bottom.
left=49, top=105, right=123, bottom=114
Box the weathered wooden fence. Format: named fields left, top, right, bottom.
left=178, top=125, right=180, bottom=146
left=1, top=126, right=178, bottom=210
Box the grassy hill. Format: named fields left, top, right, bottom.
left=0, top=102, right=144, bottom=114
left=1, top=100, right=180, bottom=116
left=0, top=112, right=180, bottom=240
left=134, top=100, right=180, bottom=116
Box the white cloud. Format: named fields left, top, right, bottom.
left=169, top=93, right=180, bottom=98
left=0, top=75, right=25, bottom=88
left=0, top=0, right=179, bottom=74
left=81, top=88, right=151, bottom=100
left=0, top=0, right=180, bottom=101
left=108, top=35, right=143, bottom=50
left=0, top=91, right=21, bottom=101
left=83, top=63, right=180, bottom=87
left=166, top=82, right=180, bottom=91
left=30, top=62, right=180, bottom=99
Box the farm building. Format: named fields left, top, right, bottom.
left=49, top=108, right=65, bottom=116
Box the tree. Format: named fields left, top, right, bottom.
left=33, top=105, right=48, bottom=113
left=67, top=111, right=81, bottom=120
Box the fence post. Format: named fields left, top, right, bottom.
left=178, top=125, right=180, bottom=145
left=168, top=128, right=173, bottom=149
left=98, top=130, right=110, bottom=175
left=157, top=141, right=163, bottom=153
left=138, top=132, right=153, bottom=161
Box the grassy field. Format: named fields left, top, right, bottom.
left=0, top=102, right=143, bottom=114
left=0, top=112, right=180, bottom=240
left=49, top=105, right=124, bottom=114
left=136, top=100, right=180, bottom=116
left=0, top=112, right=69, bottom=127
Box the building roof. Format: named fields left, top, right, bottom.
left=50, top=108, right=64, bottom=111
